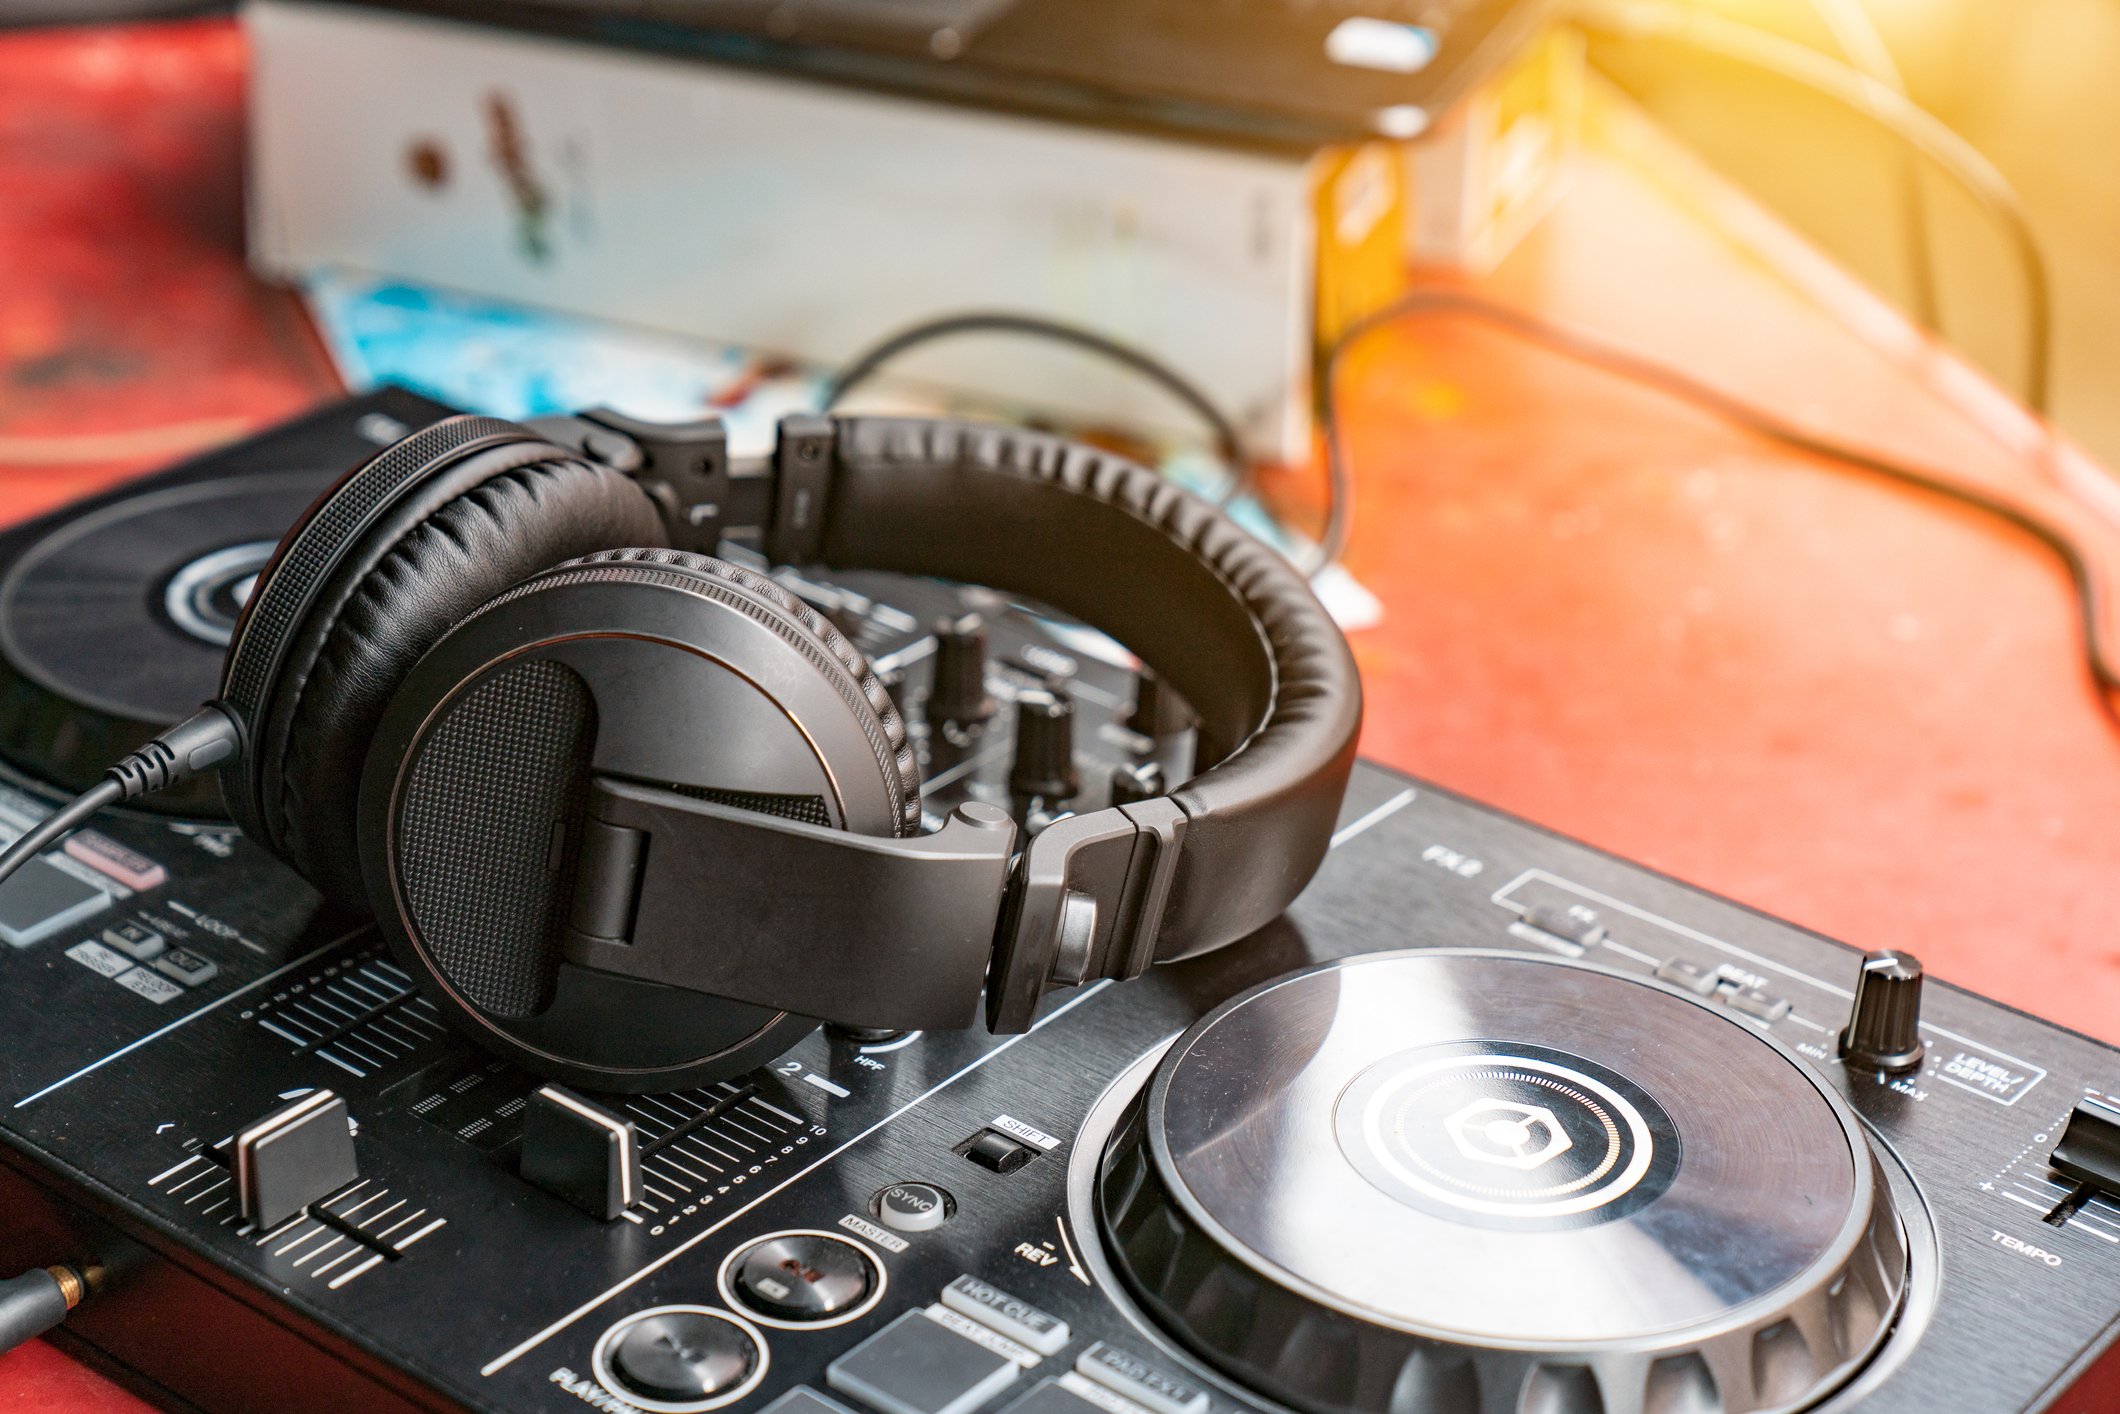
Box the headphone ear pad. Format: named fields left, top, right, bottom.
left=259, top=458, right=666, bottom=901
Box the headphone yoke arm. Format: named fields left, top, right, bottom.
left=560, top=774, right=1016, bottom=1031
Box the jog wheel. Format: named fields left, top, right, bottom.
left=0, top=473, right=330, bottom=814
left=1096, top=951, right=1910, bottom=1414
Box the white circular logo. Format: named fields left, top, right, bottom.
left=1335, top=1043, right=1678, bottom=1229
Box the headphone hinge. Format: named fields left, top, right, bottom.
left=1108, top=798, right=1188, bottom=975
left=567, top=816, right=647, bottom=944
left=984, top=799, right=1187, bottom=1035
left=765, top=415, right=836, bottom=565
left=574, top=409, right=746, bottom=554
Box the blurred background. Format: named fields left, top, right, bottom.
left=7, top=0, right=2120, bottom=1048
left=1586, top=0, right=2120, bottom=470
left=9, top=4, right=2120, bottom=1400
left=5, top=0, right=2111, bottom=464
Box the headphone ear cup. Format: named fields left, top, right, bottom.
left=567, top=547, right=921, bottom=835
left=356, top=547, right=918, bottom=1090
left=242, top=454, right=667, bottom=901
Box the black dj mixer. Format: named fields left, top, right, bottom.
left=0, top=393, right=2117, bottom=1414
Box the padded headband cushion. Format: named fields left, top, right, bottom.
left=261, top=455, right=667, bottom=899
left=817, top=417, right=1362, bottom=961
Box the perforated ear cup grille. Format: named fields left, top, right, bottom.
left=252, top=453, right=666, bottom=898
left=395, top=658, right=597, bottom=1019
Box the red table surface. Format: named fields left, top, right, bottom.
left=6, top=17, right=2120, bottom=1409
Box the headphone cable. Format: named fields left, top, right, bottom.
left=825, top=310, right=1384, bottom=580
left=0, top=703, right=241, bottom=891
left=1801, top=0, right=1938, bottom=332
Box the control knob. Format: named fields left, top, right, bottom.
left=1008, top=687, right=1078, bottom=804
left=927, top=613, right=996, bottom=731
left=1108, top=761, right=1163, bottom=807
left=1125, top=667, right=1192, bottom=739
left=1839, top=949, right=1926, bottom=1074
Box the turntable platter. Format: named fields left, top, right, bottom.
left=0, top=474, right=328, bottom=721
left=1097, top=951, right=1909, bottom=1414
left=0, top=473, right=331, bottom=813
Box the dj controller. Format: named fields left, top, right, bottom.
left=0, top=390, right=2118, bottom=1413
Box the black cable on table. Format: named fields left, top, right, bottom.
left=1573, top=0, right=2053, bottom=414
left=824, top=311, right=1256, bottom=510
left=829, top=311, right=1377, bottom=576
left=1318, top=288, right=2120, bottom=729
left=1804, top=0, right=1938, bottom=331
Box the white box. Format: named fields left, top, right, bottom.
left=247, top=0, right=1323, bottom=456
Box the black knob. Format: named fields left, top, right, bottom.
left=1009, top=687, right=1078, bottom=802
left=927, top=613, right=995, bottom=730
left=1109, top=761, right=1164, bottom=806
left=1839, top=950, right=1926, bottom=1073
left=1125, top=668, right=1192, bottom=739
left=828, top=1022, right=906, bottom=1044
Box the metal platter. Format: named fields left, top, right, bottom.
left=1097, top=950, right=1912, bottom=1414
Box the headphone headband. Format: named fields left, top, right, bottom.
left=231, top=411, right=1358, bottom=1039
left=811, top=417, right=1361, bottom=1027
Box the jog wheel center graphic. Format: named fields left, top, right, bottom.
left=1334, top=1041, right=1680, bottom=1230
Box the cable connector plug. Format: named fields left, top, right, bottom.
left=0, top=1263, right=89, bottom=1356
left=104, top=702, right=241, bottom=800
left=0, top=702, right=243, bottom=893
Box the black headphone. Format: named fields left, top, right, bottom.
left=7, top=411, right=1360, bottom=1092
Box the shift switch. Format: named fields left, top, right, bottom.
left=960, top=1129, right=1036, bottom=1174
